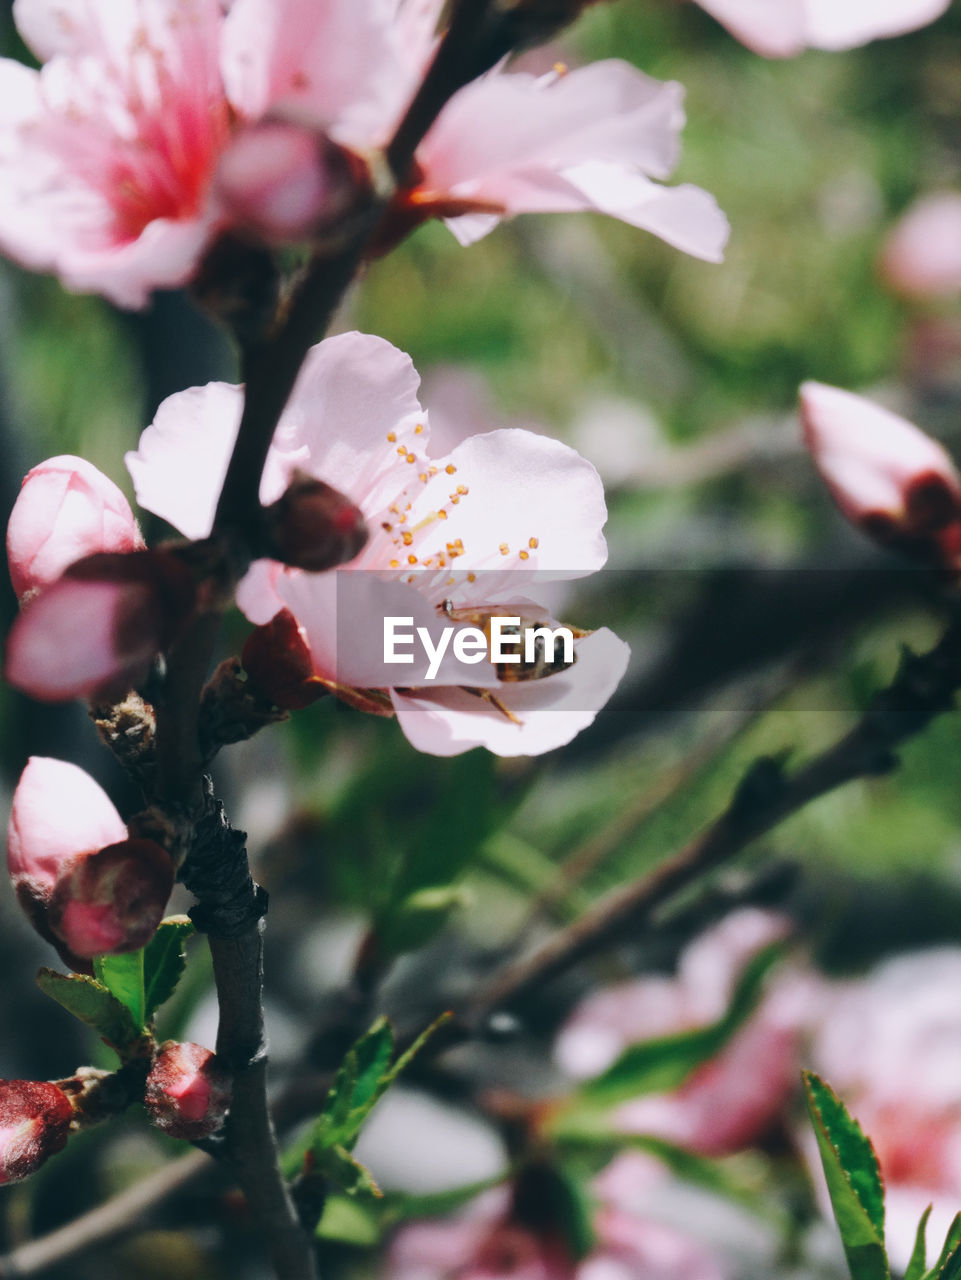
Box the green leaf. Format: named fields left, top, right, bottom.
left=37, top=968, right=142, bottom=1053
left=803, top=1072, right=890, bottom=1280
left=142, top=916, right=195, bottom=1021
left=578, top=944, right=782, bottom=1108
left=316, top=1144, right=382, bottom=1200
left=315, top=1195, right=382, bottom=1245
left=376, top=886, right=471, bottom=957
left=93, top=951, right=145, bottom=1031
left=905, top=1207, right=931, bottom=1280
left=283, top=1013, right=451, bottom=1180
left=924, top=1214, right=961, bottom=1280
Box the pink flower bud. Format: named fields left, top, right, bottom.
left=144, top=1042, right=231, bottom=1141
left=7, top=758, right=172, bottom=960
left=4, top=550, right=196, bottom=704
left=800, top=381, right=961, bottom=564
left=260, top=471, right=368, bottom=572
left=7, top=456, right=144, bottom=602
left=48, top=839, right=174, bottom=959
left=215, top=121, right=371, bottom=244
left=8, top=758, right=127, bottom=895
left=879, top=193, right=961, bottom=299
left=0, top=1081, right=72, bottom=1184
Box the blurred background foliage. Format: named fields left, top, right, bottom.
left=1, top=0, right=961, bottom=1276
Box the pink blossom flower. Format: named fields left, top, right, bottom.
left=7, top=757, right=173, bottom=961
left=879, top=193, right=961, bottom=299
left=556, top=910, right=822, bottom=1156
left=145, top=1041, right=231, bottom=1140
left=0, top=0, right=726, bottom=307
left=126, top=331, right=629, bottom=756
left=0, top=1080, right=73, bottom=1184
left=800, top=380, right=961, bottom=567
left=6, top=454, right=144, bottom=602
left=806, top=950, right=961, bottom=1272
left=693, top=0, right=949, bottom=57
left=390, top=61, right=729, bottom=262
left=388, top=1159, right=727, bottom=1280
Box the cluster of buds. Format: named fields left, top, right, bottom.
left=800, top=381, right=961, bottom=571
left=7, top=758, right=173, bottom=968
left=144, top=1042, right=231, bottom=1142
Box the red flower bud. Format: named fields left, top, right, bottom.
left=259, top=471, right=368, bottom=572
left=241, top=609, right=327, bottom=710
left=145, top=1042, right=231, bottom=1141
left=47, top=839, right=174, bottom=959
left=4, top=549, right=195, bottom=704
left=0, top=1080, right=72, bottom=1184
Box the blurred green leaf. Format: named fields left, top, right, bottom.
left=924, top=1214, right=961, bottom=1280
left=93, top=951, right=145, bottom=1031
left=906, top=1208, right=932, bottom=1280
left=36, top=968, right=142, bottom=1053
left=142, top=916, right=195, bottom=1022
left=803, top=1071, right=889, bottom=1280
left=575, top=943, right=782, bottom=1108
left=315, top=1195, right=382, bottom=1245
left=316, top=1145, right=383, bottom=1200
left=376, top=885, right=471, bottom=957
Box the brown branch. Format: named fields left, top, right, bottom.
left=0, top=1150, right=213, bottom=1278
left=464, top=614, right=961, bottom=1024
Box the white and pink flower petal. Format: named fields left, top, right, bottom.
left=390, top=627, right=630, bottom=757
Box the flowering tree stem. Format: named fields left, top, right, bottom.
left=467, top=611, right=961, bottom=1021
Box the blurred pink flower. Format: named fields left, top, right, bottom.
left=0, top=0, right=726, bottom=306
left=807, top=950, right=961, bottom=1272
left=880, top=193, right=961, bottom=299
left=388, top=1157, right=727, bottom=1280
left=694, top=0, right=949, bottom=57
left=7, top=756, right=172, bottom=961
left=556, top=909, right=821, bottom=1156
left=800, top=380, right=961, bottom=567
left=126, top=331, right=630, bottom=757
left=6, top=455, right=143, bottom=602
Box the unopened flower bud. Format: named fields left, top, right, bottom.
left=7, top=456, right=144, bottom=602
left=879, top=193, right=961, bottom=299
left=241, top=609, right=327, bottom=710
left=800, top=381, right=961, bottom=565
left=145, top=1042, right=231, bottom=1141
left=0, top=1081, right=73, bottom=1184
left=215, top=122, right=372, bottom=244
left=8, top=759, right=171, bottom=961
left=48, top=839, right=174, bottom=958
left=259, top=471, right=368, bottom=572
left=4, top=549, right=195, bottom=703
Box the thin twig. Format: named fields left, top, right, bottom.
left=0, top=1150, right=213, bottom=1279
left=465, top=614, right=961, bottom=1023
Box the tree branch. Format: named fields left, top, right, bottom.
left=465, top=613, right=961, bottom=1022
left=0, top=1151, right=213, bottom=1278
